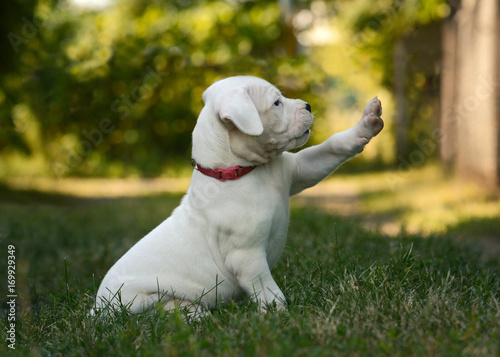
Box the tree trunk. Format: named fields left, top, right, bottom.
left=393, top=38, right=409, bottom=159
left=439, top=0, right=500, bottom=186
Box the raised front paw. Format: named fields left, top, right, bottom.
left=357, top=97, right=384, bottom=144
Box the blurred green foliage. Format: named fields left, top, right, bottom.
left=2, top=0, right=327, bottom=177
left=1, top=0, right=448, bottom=177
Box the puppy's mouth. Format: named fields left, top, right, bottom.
left=297, top=129, right=310, bottom=139
left=291, top=129, right=311, bottom=149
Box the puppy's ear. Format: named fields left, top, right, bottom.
left=216, top=87, right=264, bottom=136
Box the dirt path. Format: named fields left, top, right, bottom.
left=4, top=177, right=191, bottom=197
left=294, top=178, right=500, bottom=261
left=293, top=180, right=361, bottom=216
left=293, top=179, right=403, bottom=236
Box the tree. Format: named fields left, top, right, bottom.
left=331, top=0, right=448, bottom=160
left=440, top=0, right=500, bottom=186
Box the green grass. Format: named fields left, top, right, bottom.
left=0, top=187, right=499, bottom=356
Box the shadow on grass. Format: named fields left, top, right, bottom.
left=0, top=182, right=85, bottom=206
left=446, top=216, right=500, bottom=238
left=444, top=216, right=500, bottom=260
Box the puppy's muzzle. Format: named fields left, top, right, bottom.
left=305, top=103, right=311, bottom=112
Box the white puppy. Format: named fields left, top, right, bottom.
left=94, top=76, right=383, bottom=315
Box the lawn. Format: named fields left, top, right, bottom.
left=0, top=174, right=499, bottom=356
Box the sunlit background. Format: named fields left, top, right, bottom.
left=1, top=0, right=451, bottom=177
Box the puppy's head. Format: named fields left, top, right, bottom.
left=195, top=76, right=313, bottom=166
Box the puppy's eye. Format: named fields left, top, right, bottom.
left=273, top=99, right=280, bottom=107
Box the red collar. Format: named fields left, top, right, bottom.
left=195, top=164, right=257, bottom=181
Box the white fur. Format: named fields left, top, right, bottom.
left=94, top=76, right=383, bottom=315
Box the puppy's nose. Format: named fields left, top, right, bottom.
left=305, top=103, right=312, bottom=112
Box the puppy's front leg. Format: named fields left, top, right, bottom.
left=227, top=249, right=286, bottom=312
left=290, top=97, right=383, bottom=195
